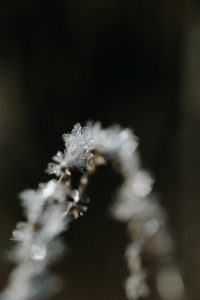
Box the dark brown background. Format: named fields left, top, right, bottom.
left=0, top=1, right=199, bottom=300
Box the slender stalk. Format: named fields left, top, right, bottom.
left=0, top=122, right=187, bottom=300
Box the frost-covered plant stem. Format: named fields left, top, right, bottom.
left=0, top=122, right=186, bottom=300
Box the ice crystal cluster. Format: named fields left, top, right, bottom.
left=0, top=122, right=186, bottom=300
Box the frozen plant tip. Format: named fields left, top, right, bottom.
left=1, top=122, right=186, bottom=300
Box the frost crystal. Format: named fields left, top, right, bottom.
left=47, top=124, right=95, bottom=175
left=1, top=122, right=186, bottom=300
left=125, top=271, right=150, bottom=300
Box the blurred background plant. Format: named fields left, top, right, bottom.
left=0, top=1, right=199, bottom=300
